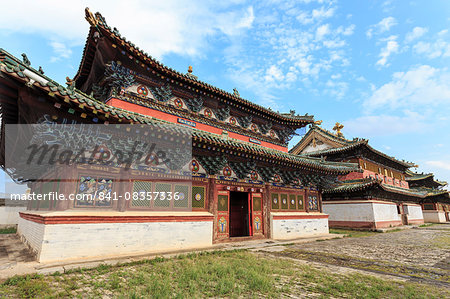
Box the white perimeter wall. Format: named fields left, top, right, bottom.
left=423, top=210, right=446, bottom=223
left=372, top=203, right=401, bottom=222
left=270, top=213, right=329, bottom=240
left=18, top=219, right=213, bottom=263
left=0, top=206, right=27, bottom=226
left=323, top=202, right=375, bottom=222
left=405, top=205, right=423, bottom=221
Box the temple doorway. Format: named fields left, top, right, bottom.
left=229, top=191, right=251, bottom=237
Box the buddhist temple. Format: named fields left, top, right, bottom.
left=291, top=124, right=449, bottom=229
left=405, top=170, right=449, bottom=223
left=0, top=9, right=360, bottom=262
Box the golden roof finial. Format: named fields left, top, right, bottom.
left=314, top=120, right=323, bottom=125
left=85, top=7, right=98, bottom=27
left=333, top=122, right=344, bottom=137
left=188, top=65, right=193, bottom=73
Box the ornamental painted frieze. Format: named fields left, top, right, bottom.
left=215, top=106, right=230, bottom=121
left=237, top=115, right=252, bottom=128
left=93, top=61, right=135, bottom=102
left=184, top=97, right=203, bottom=113
left=149, top=84, right=172, bottom=102
left=259, top=122, right=272, bottom=134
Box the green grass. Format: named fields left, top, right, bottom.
left=0, top=227, right=16, bottom=234
left=0, top=250, right=448, bottom=298
left=330, top=228, right=379, bottom=238
left=432, top=234, right=450, bottom=249
left=278, top=248, right=450, bottom=284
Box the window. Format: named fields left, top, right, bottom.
left=271, top=193, right=279, bottom=210
left=76, top=176, right=113, bottom=207
left=308, top=195, right=319, bottom=211
left=423, top=203, right=434, bottom=210
left=192, top=186, right=206, bottom=209
left=131, top=181, right=152, bottom=207
left=289, top=194, right=297, bottom=210
left=280, top=194, right=289, bottom=210
left=297, top=195, right=304, bottom=210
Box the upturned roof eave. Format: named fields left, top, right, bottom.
left=72, top=8, right=314, bottom=126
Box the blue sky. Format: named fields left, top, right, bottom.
left=1, top=0, right=449, bottom=189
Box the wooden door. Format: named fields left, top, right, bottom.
left=217, top=190, right=229, bottom=239
left=251, top=193, right=263, bottom=236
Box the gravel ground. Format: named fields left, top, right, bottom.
left=290, top=224, right=450, bottom=270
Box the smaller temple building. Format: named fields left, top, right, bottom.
left=290, top=124, right=446, bottom=229
left=406, top=170, right=449, bottom=223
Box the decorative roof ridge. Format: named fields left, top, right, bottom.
left=325, top=178, right=432, bottom=198
left=304, top=140, right=416, bottom=168
left=310, top=124, right=361, bottom=144
left=404, top=170, right=448, bottom=186
left=76, top=8, right=314, bottom=124
left=405, top=173, right=434, bottom=181
left=289, top=124, right=362, bottom=154
left=0, top=52, right=360, bottom=175
left=323, top=178, right=380, bottom=193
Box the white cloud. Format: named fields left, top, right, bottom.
left=316, top=24, right=330, bottom=40
left=363, top=65, right=450, bottom=111
left=296, top=5, right=335, bottom=25
left=426, top=160, right=450, bottom=171
left=0, top=0, right=255, bottom=59
left=49, top=41, right=73, bottom=62
left=264, top=65, right=284, bottom=82
left=325, top=79, right=348, bottom=99
left=405, top=26, right=428, bottom=43
left=413, top=39, right=450, bottom=59
left=366, top=16, right=397, bottom=39
left=312, top=6, right=335, bottom=19
left=376, top=36, right=399, bottom=66
left=336, top=24, right=355, bottom=36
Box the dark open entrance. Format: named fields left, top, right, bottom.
left=229, top=191, right=250, bottom=237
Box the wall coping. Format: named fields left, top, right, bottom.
left=20, top=211, right=214, bottom=225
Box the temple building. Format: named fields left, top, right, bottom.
left=0, top=9, right=359, bottom=263
left=290, top=124, right=444, bottom=229
left=405, top=170, right=449, bottom=223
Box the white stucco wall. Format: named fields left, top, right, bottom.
left=18, top=218, right=213, bottom=263
left=17, top=216, right=45, bottom=256
left=405, top=205, right=424, bottom=221
left=372, top=202, right=401, bottom=222
left=323, top=202, right=375, bottom=222
left=0, top=206, right=27, bottom=226
left=423, top=210, right=446, bottom=223
left=270, top=213, right=329, bottom=240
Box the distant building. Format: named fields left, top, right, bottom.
left=291, top=124, right=448, bottom=229
left=0, top=193, right=27, bottom=228
left=405, top=171, right=449, bottom=223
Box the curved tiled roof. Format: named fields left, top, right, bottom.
left=0, top=49, right=359, bottom=175
left=405, top=170, right=448, bottom=186
left=323, top=178, right=440, bottom=198
left=73, top=8, right=314, bottom=126
left=303, top=139, right=416, bottom=168
left=289, top=124, right=361, bottom=154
